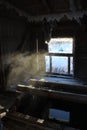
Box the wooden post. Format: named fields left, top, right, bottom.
left=0, top=43, right=5, bottom=91
left=36, top=39, right=39, bottom=71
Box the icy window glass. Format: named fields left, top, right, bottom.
left=52, top=56, right=68, bottom=74
left=48, top=38, right=73, bottom=54
left=70, top=57, right=73, bottom=74
left=45, top=56, right=50, bottom=72
left=45, top=38, right=74, bottom=75
left=49, top=108, right=70, bottom=122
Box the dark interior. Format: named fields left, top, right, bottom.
left=0, top=0, right=87, bottom=130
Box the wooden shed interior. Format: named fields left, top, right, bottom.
left=0, top=0, right=87, bottom=130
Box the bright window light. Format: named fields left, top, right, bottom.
left=45, top=38, right=74, bottom=75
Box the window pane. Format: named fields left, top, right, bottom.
left=49, top=108, right=70, bottom=122
left=48, top=38, right=73, bottom=54
left=45, top=56, right=50, bottom=72
left=52, top=56, right=68, bottom=74
left=70, top=57, right=73, bottom=74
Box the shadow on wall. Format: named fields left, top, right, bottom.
left=2, top=51, right=47, bottom=89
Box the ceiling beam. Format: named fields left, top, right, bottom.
left=2, top=0, right=34, bottom=16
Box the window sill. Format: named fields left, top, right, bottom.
left=29, top=76, right=87, bottom=95
left=29, top=75, right=87, bottom=87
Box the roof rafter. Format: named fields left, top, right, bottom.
left=2, top=0, right=34, bottom=16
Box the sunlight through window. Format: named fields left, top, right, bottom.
left=45, top=38, right=74, bottom=75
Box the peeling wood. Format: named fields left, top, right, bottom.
left=0, top=1, right=87, bottom=23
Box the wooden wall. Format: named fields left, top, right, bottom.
left=0, top=16, right=27, bottom=90
left=51, top=18, right=87, bottom=81
left=0, top=6, right=87, bottom=90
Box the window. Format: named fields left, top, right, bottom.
left=45, top=38, right=74, bottom=76
left=49, top=108, right=70, bottom=122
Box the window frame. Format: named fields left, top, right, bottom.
left=45, top=37, right=74, bottom=76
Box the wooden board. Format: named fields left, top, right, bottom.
left=17, top=84, right=87, bottom=104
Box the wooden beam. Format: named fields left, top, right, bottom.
left=6, top=112, right=55, bottom=130
left=29, top=79, right=87, bottom=94
left=6, top=112, right=78, bottom=130
left=2, top=0, right=34, bottom=16
left=17, top=84, right=87, bottom=104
